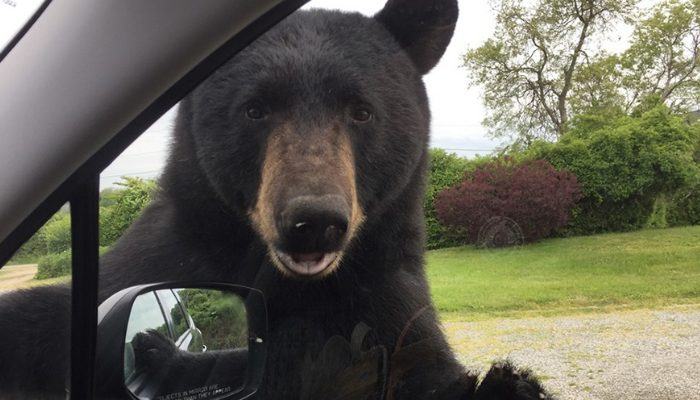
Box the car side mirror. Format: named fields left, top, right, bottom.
left=94, top=283, right=267, bottom=400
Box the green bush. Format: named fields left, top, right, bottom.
left=668, top=183, right=700, bottom=226
left=35, top=247, right=110, bottom=280
left=99, top=187, right=120, bottom=207
left=8, top=177, right=155, bottom=265
left=645, top=195, right=670, bottom=229
left=35, top=251, right=71, bottom=280
left=527, top=105, right=699, bottom=234
left=100, top=177, right=157, bottom=247
left=41, top=212, right=71, bottom=254
left=178, top=289, right=248, bottom=350
left=8, top=229, right=48, bottom=264
left=424, top=149, right=480, bottom=249
left=9, top=209, right=70, bottom=265
left=668, top=131, right=700, bottom=226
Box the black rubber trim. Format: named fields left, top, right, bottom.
left=0, top=0, right=309, bottom=266
left=0, top=0, right=53, bottom=63
left=69, top=174, right=100, bottom=399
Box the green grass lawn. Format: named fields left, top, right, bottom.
left=427, top=226, right=700, bottom=320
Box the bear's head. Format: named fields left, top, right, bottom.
left=176, top=0, right=458, bottom=279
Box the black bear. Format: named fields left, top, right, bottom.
left=0, top=1, right=552, bottom=399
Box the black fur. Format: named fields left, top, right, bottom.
left=0, top=285, right=70, bottom=399
left=0, top=2, right=553, bottom=399
left=474, top=362, right=553, bottom=400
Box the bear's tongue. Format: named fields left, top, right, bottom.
left=291, top=252, right=324, bottom=263
left=277, top=251, right=337, bottom=276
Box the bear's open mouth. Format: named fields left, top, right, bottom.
left=274, top=250, right=340, bottom=277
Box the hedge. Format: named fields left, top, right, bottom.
left=35, top=247, right=110, bottom=280
left=100, top=177, right=157, bottom=247
left=526, top=105, right=700, bottom=234
left=436, top=158, right=581, bottom=245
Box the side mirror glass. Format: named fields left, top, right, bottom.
left=125, top=288, right=248, bottom=399
left=96, top=283, right=267, bottom=400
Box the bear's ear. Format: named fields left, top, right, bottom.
left=375, top=0, right=458, bottom=75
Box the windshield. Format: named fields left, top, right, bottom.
left=0, top=0, right=699, bottom=399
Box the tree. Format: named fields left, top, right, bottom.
left=620, top=0, right=700, bottom=112
left=464, top=0, right=636, bottom=143
left=570, top=53, right=627, bottom=115
left=557, top=0, right=700, bottom=115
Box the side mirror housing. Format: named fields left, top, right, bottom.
left=94, top=282, right=267, bottom=400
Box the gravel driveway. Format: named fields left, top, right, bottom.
left=444, top=305, right=700, bottom=400
left=0, top=264, right=37, bottom=292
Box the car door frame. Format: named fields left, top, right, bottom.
left=154, top=289, right=192, bottom=349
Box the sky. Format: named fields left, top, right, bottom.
left=0, top=0, right=44, bottom=51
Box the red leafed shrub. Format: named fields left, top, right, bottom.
left=435, top=158, right=582, bottom=245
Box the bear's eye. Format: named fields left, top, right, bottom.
left=350, top=107, right=373, bottom=123
left=246, top=105, right=266, bottom=120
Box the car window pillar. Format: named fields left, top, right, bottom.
left=69, top=174, right=100, bottom=399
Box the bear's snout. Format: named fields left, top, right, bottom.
left=277, top=194, right=350, bottom=253
left=250, top=124, right=365, bottom=279
left=268, top=194, right=350, bottom=277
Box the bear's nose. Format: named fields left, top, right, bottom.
left=277, top=195, right=349, bottom=254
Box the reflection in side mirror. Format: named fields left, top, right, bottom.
left=95, top=283, right=266, bottom=400
left=124, top=288, right=249, bottom=400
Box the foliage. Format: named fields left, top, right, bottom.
left=527, top=105, right=700, bottom=233
left=100, top=177, right=157, bottom=247
left=620, top=0, right=700, bottom=112
left=463, top=0, right=636, bottom=142
left=427, top=225, right=700, bottom=319
left=7, top=176, right=155, bottom=266
left=695, top=122, right=700, bottom=161
left=669, top=130, right=700, bottom=226
left=425, top=149, right=485, bottom=249
left=645, top=195, right=671, bottom=229
left=668, top=181, right=700, bottom=226
left=464, top=0, right=699, bottom=143
left=570, top=54, right=628, bottom=116
left=178, top=289, right=248, bottom=350
left=8, top=228, right=48, bottom=264
left=35, top=247, right=109, bottom=280
left=35, top=251, right=71, bottom=280
left=40, top=212, right=71, bottom=254
left=436, top=158, right=581, bottom=244
left=570, top=0, right=700, bottom=116
left=8, top=209, right=70, bottom=265
left=99, top=187, right=120, bottom=208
